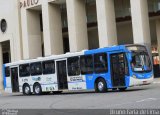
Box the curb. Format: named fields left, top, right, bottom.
left=0, top=90, right=10, bottom=96
left=154, top=78, right=160, bottom=81
left=153, top=78, right=160, bottom=84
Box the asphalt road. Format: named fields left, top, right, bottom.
left=0, top=78, right=160, bottom=110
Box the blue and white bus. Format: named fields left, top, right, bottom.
left=3, top=44, right=153, bottom=95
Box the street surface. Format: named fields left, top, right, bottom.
left=0, top=78, right=160, bottom=110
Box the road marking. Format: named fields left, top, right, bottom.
left=136, top=98, right=157, bottom=103
left=110, top=98, right=160, bottom=107
left=104, top=101, right=135, bottom=108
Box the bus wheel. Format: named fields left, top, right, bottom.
left=23, top=84, right=31, bottom=95
left=118, top=87, right=127, bottom=91
left=95, top=78, right=107, bottom=93
left=33, top=83, right=42, bottom=95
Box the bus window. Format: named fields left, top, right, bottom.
left=131, top=52, right=152, bottom=72
left=118, top=54, right=125, bottom=75
left=94, top=53, right=108, bottom=73
left=19, top=64, right=30, bottom=77
left=67, top=57, right=80, bottom=76
left=5, top=67, right=10, bottom=77
left=80, top=55, right=93, bottom=74
left=124, top=54, right=129, bottom=75
left=30, top=62, right=42, bottom=76
left=42, top=60, right=55, bottom=74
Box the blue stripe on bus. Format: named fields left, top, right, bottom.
left=133, top=71, right=153, bottom=79
left=3, top=65, right=6, bottom=89
left=86, top=74, right=113, bottom=89
left=125, top=76, right=130, bottom=87
left=84, top=46, right=131, bottom=89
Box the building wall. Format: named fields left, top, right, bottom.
left=1, top=0, right=160, bottom=89
left=150, top=20, right=157, bottom=46
left=88, top=28, right=99, bottom=50
left=117, top=22, right=133, bottom=45
left=0, top=0, right=22, bottom=90
left=0, top=0, right=22, bottom=61
left=19, top=0, right=155, bottom=57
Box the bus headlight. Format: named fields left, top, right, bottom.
left=132, top=75, right=137, bottom=79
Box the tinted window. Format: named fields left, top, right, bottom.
left=131, top=52, right=152, bottom=73
left=94, top=53, right=108, bottom=73
left=19, top=64, right=30, bottom=77
left=118, top=53, right=125, bottom=75
left=5, top=67, right=10, bottom=77
left=67, top=57, right=80, bottom=76
left=30, top=62, right=42, bottom=76
left=42, top=60, right=55, bottom=74
left=80, top=55, right=93, bottom=74
left=124, top=54, right=129, bottom=75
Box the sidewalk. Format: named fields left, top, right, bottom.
left=154, top=76, right=160, bottom=79
left=0, top=90, right=16, bottom=96
left=0, top=90, right=10, bottom=96
left=153, top=77, right=160, bottom=84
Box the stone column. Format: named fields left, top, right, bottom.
left=96, top=0, right=117, bottom=48
left=13, top=0, right=23, bottom=61
left=42, top=1, right=64, bottom=56
left=131, top=0, right=151, bottom=51
left=156, top=20, right=160, bottom=59
left=0, top=44, right=3, bottom=90
left=66, top=0, right=88, bottom=52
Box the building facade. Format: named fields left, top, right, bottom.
left=0, top=0, right=160, bottom=90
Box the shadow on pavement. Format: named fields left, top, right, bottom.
left=9, top=86, right=153, bottom=97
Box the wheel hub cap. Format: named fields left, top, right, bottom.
left=25, top=87, right=30, bottom=94
left=35, top=86, right=40, bottom=94
left=98, top=82, right=104, bottom=91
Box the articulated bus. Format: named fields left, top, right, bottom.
left=3, top=44, right=153, bottom=95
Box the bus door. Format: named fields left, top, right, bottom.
left=110, top=53, right=126, bottom=87
left=11, top=67, right=19, bottom=92
left=56, top=60, right=68, bottom=90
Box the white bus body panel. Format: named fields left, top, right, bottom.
left=5, top=77, right=12, bottom=93
left=129, top=76, right=154, bottom=86
left=40, top=74, right=58, bottom=92
left=67, top=75, right=87, bottom=91
left=19, top=74, right=58, bottom=93
left=19, top=76, right=33, bottom=93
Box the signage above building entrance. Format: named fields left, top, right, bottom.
left=20, top=0, right=39, bottom=8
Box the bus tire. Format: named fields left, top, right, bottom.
left=95, top=78, right=107, bottom=93
left=118, top=87, right=127, bottom=91
left=23, top=84, right=31, bottom=95
left=33, top=83, right=42, bottom=95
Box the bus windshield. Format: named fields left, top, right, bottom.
left=131, top=52, right=152, bottom=73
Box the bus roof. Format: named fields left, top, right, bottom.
left=4, top=50, right=85, bottom=67
left=4, top=44, right=145, bottom=67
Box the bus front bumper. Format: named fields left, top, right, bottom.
left=129, top=77, right=154, bottom=87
